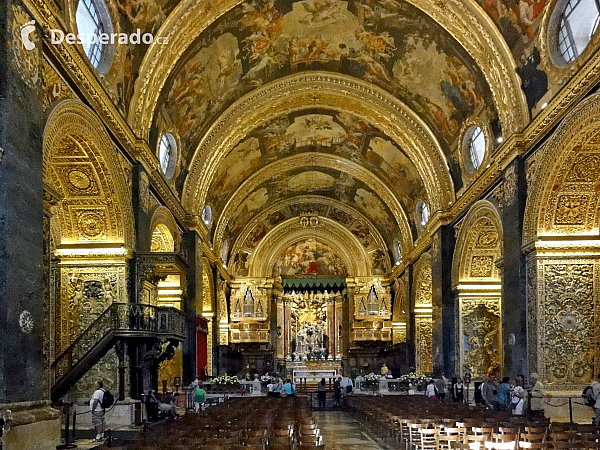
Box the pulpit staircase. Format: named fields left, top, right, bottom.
left=50, top=302, right=185, bottom=402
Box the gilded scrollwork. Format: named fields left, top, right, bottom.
left=537, top=262, right=599, bottom=389
left=414, top=253, right=432, bottom=308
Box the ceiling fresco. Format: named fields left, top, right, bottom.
left=205, top=110, right=428, bottom=216
left=221, top=165, right=402, bottom=255
left=228, top=196, right=390, bottom=276
left=475, top=0, right=550, bottom=113
left=153, top=0, right=499, bottom=192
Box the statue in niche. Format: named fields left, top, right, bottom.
left=243, top=287, right=254, bottom=317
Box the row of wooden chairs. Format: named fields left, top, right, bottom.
left=107, top=396, right=327, bottom=449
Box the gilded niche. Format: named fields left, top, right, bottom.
left=462, top=300, right=501, bottom=378
left=541, top=263, right=598, bottom=388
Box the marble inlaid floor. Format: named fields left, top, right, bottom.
left=313, top=410, right=395, bottom=450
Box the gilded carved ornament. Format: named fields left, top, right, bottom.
left=43, top=100, right=135, bottom=248
left=523, top=93, right=600, bottom=246
left=150, top=206, right=181, bottom=252
left=212, top=152, right=413, bottom=255
left=413, top=252, right=433, bottom=308
left=536, top=261, right=599, bottom=389
left=182, top=73, right=453, bottom=215
left=452, top=200, right=503, bottom=286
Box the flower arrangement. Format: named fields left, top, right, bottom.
left=260, top=374, right=276, bottom=385
left=398, top=372, right=428, bottom=390
left=213, top=375, right=239, bottom=386
left=363, top=372, right=382, bottom=388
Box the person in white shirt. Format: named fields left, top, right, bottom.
left=426, top=380, right=437, bottom=398
left=591, top=374, right=600, bottom=425
left=90, top=381, right=105, bottom=443
left=510, top=379, right=526, bottom=415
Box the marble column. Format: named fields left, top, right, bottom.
left=500, top=158, right=528, bottom=378
left=182, top=230, right=201, bottom=384
left=0, top=4, right=60, bottom=447
left=431, top=226, right=457, bottom=377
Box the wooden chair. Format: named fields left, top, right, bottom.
left=439, top=434, right=459, bottom=450
left=552, top=442, right=586, bottom=450
left=473, top=428, right=495, bottom=437
left=484, top=441, right=517, bottom=450
left=518, top=442, right=548, bottom=450
left=520, top=433, right=546, bottom=443
left=297, top=445, right=326, bottom=450
left=493, top=433, right=517, bottom=443
left=419, top=428, right=440, bottom=450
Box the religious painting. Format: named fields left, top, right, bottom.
left=206, top=109, right=427, bottom=227
left=224, top=167, right=398, bottom=247
left=475, top=0, right=549, bottom=112
left=274, top=238, right=347, bottom=277
left=156, top=0, right=498, bottom=179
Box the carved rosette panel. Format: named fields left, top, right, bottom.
left=415, top=316, right=433, bottom=375
left=59, top=266, right=126, bottom=352
left=538, top=261, right=600, bottom=389
left=453, top=202, right=503, bottom=285
left=460, top=299, right=501, bottom=378
left=43, top=101, right=135, bottom=247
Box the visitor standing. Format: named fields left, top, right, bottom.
left=498, top=377, right=511, bottom=411
left=194, top=384, right=206, bottom=412
left=529, top=373, right=545, bottom=418
left=510, top=379, right=526, bottom=415
left=482, top=375, right=499, bottom=409
left=90, top=381, right=106, bottom=443
left=454, top=378, right=464, bottom=403
left=317, top=378, right=327, bottom=408
left=334, top=377, right=343, bottom=406
left=591, top=374, right=600, bottom=426
left=426, top=380, right=437, bottom=399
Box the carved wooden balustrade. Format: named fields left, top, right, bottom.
left=50, top=303, right=185, bottom=402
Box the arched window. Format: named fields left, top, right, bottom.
left=468, top=126, right=485, bottom=170
left=202, top=205, right=212, bottom=227
left=416, top=201, right=430, bottom=231
left=557, top=0, right=600, bottom=63
left=158, top=133, right=177, bottom=179
left=75, top=0, right=111, bottom=69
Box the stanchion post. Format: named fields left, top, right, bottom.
left=569, top=397, right=573, bottom=424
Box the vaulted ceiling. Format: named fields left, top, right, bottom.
left=82, top=0, right=548, bottom=277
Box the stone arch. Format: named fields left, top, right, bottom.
left=43, top=99, right=134, bottom=248
left=523, top=93, right=600, bottom=246
left=212, top=152, right=414, bottom=255
left=452, top=200, right=503, bottom=286
left=183, top=73, right=453, bottom=217
left=452, top=200, right=503, bottom=379
left=150, top=206, right=180, bottom=252
left=201, top=258, right=215, bottom=314
left=248, top=218, right=372, bottom=278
